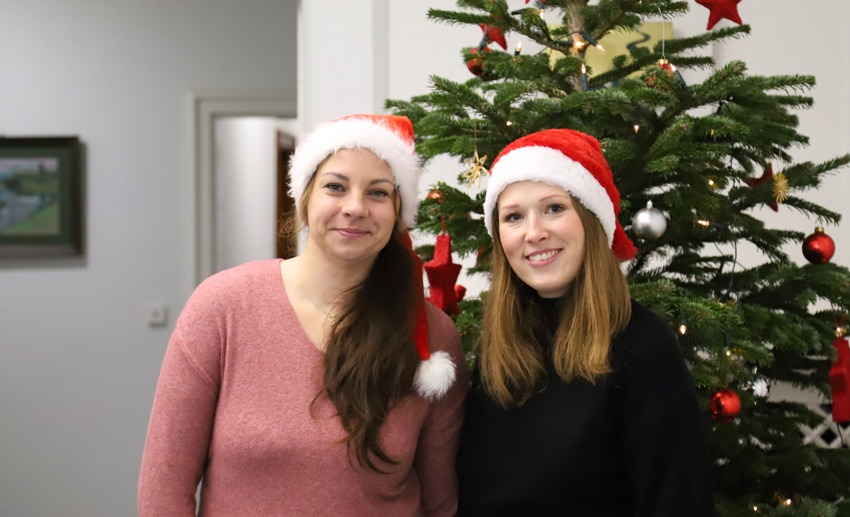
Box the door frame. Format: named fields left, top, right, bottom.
left=193, top=93, right=297, bottom=284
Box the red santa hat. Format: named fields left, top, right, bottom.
left=483, top=128, right=636, bottom=261
left=289, top=114, right=455, bottom=399
left=288, top=113, right=420, bottom=228
left=401, top=230, right=457, bottom=400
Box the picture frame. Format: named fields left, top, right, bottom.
left=0, top=136, right=83, bottom=257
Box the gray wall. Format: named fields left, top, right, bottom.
left=0, top=1, right=297, bottom=515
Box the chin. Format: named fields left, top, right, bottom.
left=530, top=280, right=570, bottom=299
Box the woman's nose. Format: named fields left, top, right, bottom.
left=525, top=215, right=547, bottom=242
left=342, top=194, right=367, bottom=217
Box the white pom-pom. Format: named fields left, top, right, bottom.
left=414, top=350, right=456, bottom=400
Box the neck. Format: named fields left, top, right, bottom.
left=294, top=242, right=375, bottom=309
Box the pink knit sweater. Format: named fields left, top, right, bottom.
left=138, top=259, right=468, bottom=516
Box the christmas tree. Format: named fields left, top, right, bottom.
left=387, top=0, right=850, bottom=515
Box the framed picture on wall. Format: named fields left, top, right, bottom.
left=0, top=136, right=82, bottom=257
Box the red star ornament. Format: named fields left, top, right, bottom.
left=695, top=0, right=743, bottom=30
left=479, top=24, right=507, bottom=50
left=425, top=233, right=463, bottom=316
left=746, top=163, right=778, bottom=211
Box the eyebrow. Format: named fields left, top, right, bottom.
left=320, top=172, right=395, bottom=186
left=499, top=193, right=571, bottom=211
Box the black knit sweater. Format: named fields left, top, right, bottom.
left=457, top=300, right=715, bottom=517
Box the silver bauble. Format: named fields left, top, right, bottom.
left=632, top=201, right=667, bottom=240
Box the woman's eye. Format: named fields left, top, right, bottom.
left=547, top=203, right=566, bottom=214
left=502, top=212, right=521, bottom=223
left=324, top=183, right=345, bottom=192
left=368, top=189, right=391, bottom=198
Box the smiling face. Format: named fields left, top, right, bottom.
left=496, top=180, right=586, bottom=299
left=304, top=148, right=400, bottom=269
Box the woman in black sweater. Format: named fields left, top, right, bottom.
left=457, top=129, right=715, bottom=516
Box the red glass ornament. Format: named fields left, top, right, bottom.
left=466, top=47, right=491, bottom=77
left=802, top=226, right=835, bottom=264
left=427, top=189, right=443, bottom=201
left=710, top=388, right=741, bottom=423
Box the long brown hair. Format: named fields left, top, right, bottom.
left=480, top=198, right=632, bottom=408
left=297, top=163, right=421, bottom=473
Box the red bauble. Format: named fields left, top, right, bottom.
left=802, top=227, right=835, bottom=264
left=425, top=233, right=463, bottom=315
left=427, top=189, right=443, bottom=201
left=695, top=0, right=743, bottom=30
left=466, top=47, right=491, bottom=77
left=710, top=388, right=742, bottom=423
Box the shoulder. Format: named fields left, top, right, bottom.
left=190, top=259, right=281, bottom=305
left=610, top=302, right=703, bottom=417
left=424, top=302, right=468, bottom=377
left=422, top=301, right=470, bottom=402
left=615, top=301, right=679, bottom=357
left=425, top=302, right=461, bottom=350
left=610, top=301, right=690, bottom=377
left=196, top=259, right=281, bottom=294
left=178, top=259, right=282, bottom=324
left=624, top=301, right=674, bottom=336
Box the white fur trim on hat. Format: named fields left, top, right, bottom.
left=483, top=146, right=616, bottom=246
left=288, top=117, right=420, bottom=227
left=414, top=350, right=456, bottom=400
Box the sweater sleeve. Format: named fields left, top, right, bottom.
left=416, top=303, right=470, bottom=517
left=615, top=303, right=716, bottom=517
left=138, top=281, right=226, bottom=516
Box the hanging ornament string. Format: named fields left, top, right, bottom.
left=654, top=7, right=680, bottom=84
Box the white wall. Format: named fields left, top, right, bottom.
left=0, top=1, right=848, bottom=516
left=0, top=1, right=297, bottom=516
left=711, top=3, right=850, bottom=267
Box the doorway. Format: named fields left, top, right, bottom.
left=214, top=117, right=298, bottom=272
left=193, top=94, right=297, bottom=283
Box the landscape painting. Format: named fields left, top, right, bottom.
left=0, top=137, right=82, bottom=257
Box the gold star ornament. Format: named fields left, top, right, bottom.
left=462, top=149, right=488, bottom=188
left=773, top=171, right=789, bottom=205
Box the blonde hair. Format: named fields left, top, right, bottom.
left=480, top=198, right=632, bottom=408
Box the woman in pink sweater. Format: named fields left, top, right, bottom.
left=138, top=114, right=468, bottom=516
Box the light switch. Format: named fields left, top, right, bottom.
left=146, top=303, right=169, bottom=327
